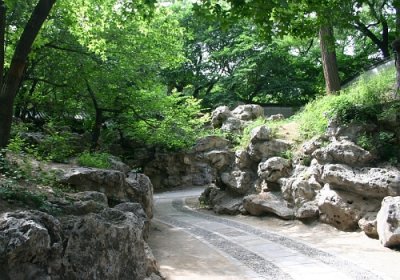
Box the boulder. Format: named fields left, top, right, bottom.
left=295, top=201, right=319, bottom=220
left=59, top=167, right=127, bottom=200
left=250, top=125, right=272, bottom=143
left=192, top=136, right=230, bottom=153
left=321, top=164, right=400, bottom=198
left=312, top=140, right=374, bottom=166
left=301, top=136, right=327, bottom=155
left=258, top=157, right=291, bottom=183
left=317, top=185, right=380, bottom=231
left=266, top=114, right=284, bottom=121
left=248, top=139, right=292, bottom=162
left=235, top=149, right=254, bottom=170
left=200, top=186, right=243, bottom=215
left=125, top=172, right=154, bottom=219
left=0, top=211, right=63, bottom=279
left=221, top=170, right=255, bottom=195
left=204, top=150, right=234, bottom=170
left=358, top=212, right=378, bottom=239
left=62, top=191, right=109, bottom=215
left=221, top=117, right=243, bottom=133
left=377, top=196, right=400, bottom=248
left=232, top=104, right=264, bottom=121
left=211, top=106, right=232, bottom=128
left=109, top=156, right=131, bottom=174
left=243, top=192, right=294, bottom=219
left=326, top=118, right=376, bottom=142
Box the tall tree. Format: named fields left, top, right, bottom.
left=0, top=0, right=56, bottom=148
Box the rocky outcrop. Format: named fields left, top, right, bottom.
left=0, top=201, right=161, bottom=279
left=221, top=170, right=255, bottom=195
left=320, top=164, right=400, bottom=198
left=211, top=106, right=232, bottom=128
left=377, top=196, right=400, bottom=247
left=231, top=104, right=264, bottom=121
left=59, top=168, right=155, bottom=218
left=200, top=185, right=243, bottom=215
left=258, top=157, right=291, bottom=183
left=243, top=192, right=294, bottom=219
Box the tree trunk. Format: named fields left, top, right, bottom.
left=394, top=0, right=400, bottom=38
left=0, top=0, right=56, bottom=148
left=0, top=0, right=5, bottom=87
left=319, top=25, right=341, bottom=94
left=392, top=39, right=400, bottom=91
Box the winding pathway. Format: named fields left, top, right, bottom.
left=149, top=187, right=398, bottom=280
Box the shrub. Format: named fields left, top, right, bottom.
left=77, top=151, right=112, bottom=168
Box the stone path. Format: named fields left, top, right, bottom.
left=149, top=187, right=398, bottom=280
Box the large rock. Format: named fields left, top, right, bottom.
left=221, top=117, right=243, bottom=133
left=248, top=139, right=292, bottom=162
left=0, top=205, right=158, bottom=279
left=204, top=150, right=234, bottom=171
left=258, top=157, right=291, bottom=183
left=200, top=186, right=243, bottom=215
left=125, top=172, right=154, bottom=219
left=211, top=106, right=233, bottom=128
left=61, top=191, right=109, bottom=215
left=250, top=125, right=272, bottom=143
left=235, top=149, right=254, bottom=170
left=231, top=104, right=264, bottom=121
left=59, top=167, right=127, bottom=200
left=317, top=185, right=380, bottom=231
left=193, top=136, right=230, bottom=153
left=243, top=192, right=294, bottom=219
left=377, top=196, right=400, bottom=247
left=326, top=119, right=376, bottom=142
left=221, top=170, right=255, bottom=195
left=358, top=212, right=378, bottom=239
left=321, top=164, right=400, bottom=198
left=312, top=140, right=374, bottom=166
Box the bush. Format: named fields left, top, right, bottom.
left=77, top=151, right=112, bottom=168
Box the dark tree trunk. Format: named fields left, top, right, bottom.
left=0, top=0, right=5, bottom=87
left=85, top=80, right=103, bottom=151
left=0, top=0, right=56, bottom=148
left=395, top=0, right=400, bottom=39
left=391, top=39, right=400, bottom=91
left=319, top=25, right=341, bottom=94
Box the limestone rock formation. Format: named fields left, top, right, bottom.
left=318, top=185, right=380, bottom=231
left=258, top=157, right=291, bottom=183
left=247, top=139, right=292, bottom=162
left=221, top=117, right=243, bottom=133
left=377, top=196, right=400, bottom=247
left=125, top=172, right=154, bottom=219
left=221, top=170, right=255, bottom=195
left=200, top=185, right=243, bottom=215
left=321, top=164, right=400, bottom=198
left=312, top=140, right=374, bottom=166
left=243, top=192, right=294, bottom=219
left=211, top=106, right=232, bottom=128
left=250, top=125, right=272, bottom=143
left=0, top=203, right=160, bottom=279
left=358, top=212, right=378, bottom=239
left=231, top=104, right=264, bottom=121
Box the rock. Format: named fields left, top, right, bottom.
left=125, top=172, right=154, bottom=219
left=317, top=185, right=380, bottom=231
left=266, top=114, right=284, bottom=121
left=109, top=156, right=131, bottom=174
left=321, top=164, right=400, bottom=198
left=200, top=186, right=243, bottom=215
left=243, top=192, right=294, bottom=219
left=250, top=125, right=272, bottom=143
left=258, top=157, right=291, bottom=183
left=0, top=211, right=63, bottom=279
left=59, top=167, right=127, bottom=201
left=248, top=139, right=292, bottom=162
left=301, top=136, right=327, bottom=155
left=193, top=136, right=230, bottom=153
left=312, top=140, right=374, bottom=166
left=221, top=117, right=243, bottom=133
left=232, top=104, right=264, bottom=121
left=221, top=170, right=255, bottom=195
left=61, top=207, right=151, bottom=279
left=204, top=150, right=234, bottom=170
left=358, top=212, right=378, bottom=239
left=377, top=196, right=400, bottom=248
left=235, top=149, right=254, bottom=170
left=296, top=201, right=319, bottom=220
left=63, top=191, right=109, bottom=215
left=326, top=118, right=376, bottom=142
left=211, top=106, right=232, bottom=128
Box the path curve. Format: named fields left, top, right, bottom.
left=149, top=187, right=396, bottom=280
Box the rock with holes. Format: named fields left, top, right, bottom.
left=193, top=136, right=230, bottom=153
left=221, top=170, right=255, bottom=195
left=312, top=140, right=374, bottom=166
left=243, top=192, right=294, bottom=219
left=235, top=149, right=254, bottom=170
left=200, top=186, right=243, bottom=215
left=377, top=196, right=400, bottom=247
left=321, top=164, right=400, bottom=198
left=258, top=157, right=291, bottom=183
left=231, top=104, right=264, bottom=121
left=295, top=201, right=319, bottom=220
left=317, top=185, right=380, bottom=231
left=61, top=191, right=109, bottom=215
left=211, top=106, right=233, bottom=128
left=204, top=150, right=234, bottom=171
left=358, top=212, right=378, bottom=239
left=221, top=117, right=243, bottom=133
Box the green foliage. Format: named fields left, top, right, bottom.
left=77, top=151, right=112, bottom=169
left=297, top=67, right=395, bottom=139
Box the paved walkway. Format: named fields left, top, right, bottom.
left=148, top=187, right=400, bottom=280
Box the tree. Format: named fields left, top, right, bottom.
left=0, top=0, right=56, bottom=148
